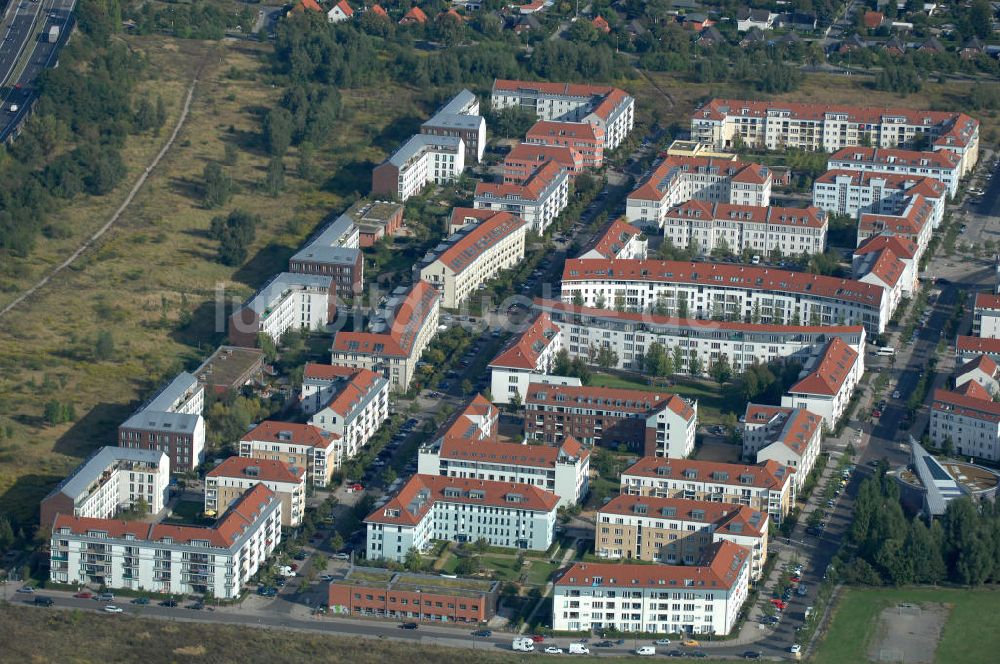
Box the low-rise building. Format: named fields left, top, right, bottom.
left=742, top=405, right=823, bottom=491
left=620, top=456, right=795, bottom=523
left=473, top=160, right=569, bottom=234
left=309, top=367, right=389, bottom=470
left=418, top=394, right=590, bottom=507
left=240, top=421, right=339, bottom=488
left=371, top=134, right=465, bottom=201
left=661, top=201, right=827, bottom=257
left=828, top=147, right=963, bottom=198
left=579, top=217, right=648, bottom=261
left=525, top=383, right=697, bottom=458
left=781, top=337, right=864, bottom=428
left=118, top=372, right=206, bottom=472
left=503, top=142, right=582, bottom=183
left=535, top=298, right=868, bottom=376
left=420, top=89, right=486, bottom=165
left=41, top=447, right=170, bottom=533
left=364, top=475, right=559, bottom=562
left=205, top=457, right=306, bottom=528
left=49, top=484, right=281, bottom=599
left=560, top=259, right=892, bottom=335
left=448, top=207, right=500, bottom=234
left=930, top=388, right=1000, bottom=462
left=341, top=199, right=405, bottom=247
left=417, top=212, right=527, bottom=308
left=626, top=156, right=772, bottom=230
left=955, top=355, right=1000, bottom=397
left=193, top=345, right=264, bottom=396
left=330, top=281, right=440, bottom=392
left=328, top=567, right=500, bottom=624
left=853, top=235, right=919, bottom=297
left=737, top=7, right=776, bottom=31
left=327, top=0, right=353, bottom=23
left=812, top=170, right=946, bottom=230
left=973, top=293, right=1000, bottom=339
left=596, top=494, right=769, bottom=579
left=957, top=336, right=1000, bottom=363
left=228, top=273, right=335, bottom=348
left=488, top=311, right=562, bottom=404
left=525, top=120, right=605, bottom=168
left=289, top=213, right=363, bottom=298
left=551, top=540, right=751, bottom=635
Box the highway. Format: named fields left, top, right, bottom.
left=0, top=0, right=75, bottom=142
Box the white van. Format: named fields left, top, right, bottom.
left=568, top=643, right=590, bottom=654
left=876, top=347, right=896, bottom=357
left=512, top=637, right=535, bottom=652
left=751, top=255, right=761, bottom=265
left=635, top=646, right=656, bottom=656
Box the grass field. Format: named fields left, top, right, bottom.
left=0, top=35, right=425, bottom=527
left=814, top=587, right=1000, bottom=664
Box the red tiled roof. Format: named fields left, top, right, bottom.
left=440, top=434, right=589, bottom=469
left=450, top=207, right=501, bottom=229
left=830, top=147, right=960, bottom=170
left=555, top=540, right=750, bottom=590
left=303, top=362, right=362, bottom=381
left=334, top=0, right=354, bottom=17
left=291, top=0, right=322, bottom=13
left=858, top=195, right=933, bottom=238
left=323, top=368, right=382, bottom=417
left=371, top=4, right=388, bottom=17
left=585, top=217, right=644, bottom=259
left=957, top=354, right=1000, bottom=381
left=589, top=88, right=631, bottom=122
left=489, top=311, right=560, bottom=370
left=858, top=247, right=905, bottom=288
left=475, top=160, right=564, bottom=202
left=787, top=337, right=859, bottom=396
left=932, top=388, right=1000, bottom=422
left=526, top=120, right=604, bottom=144
left=744, top=405, right=821, bottom=456
left=400, top=6, right=427, bottom=23
left=207, top=456, right=305, bottom=484
left=815, top=170, right=946, bottom=201
left=433, top=212, right=526, bottom=276
left=599, top=494, right=767, bottom=538
left=241, top=421, right=339, bottom=448
left=331, top=281, right=438, bottom=358
left=863, top=10, right=883, bottom=29
left=437, top=394, right=497, bottom=443
left=365, top=474, right=559, bottom=527
left=629, top=156, right=768, bottom=203
left=953, top=379, right=993, bottom=401
left=505, top=142, right=582, bottom=172
left=957, top=336, right=1000, bottom=355
left=854, top=234, right=918, bottom=260
left=561, top=259, right=885, bottom=308
left=526, top=383, right=695, bottom=421
left=534, top=297, right=866, bottom=336
left=622, top=457, right=791, bottom=490
left=664, top=200, right=826, bottom=228
left=592, top=15, right=610, bottom=32
left=493, top=79, right=618, bottom=99
left=974, top=293, right=1000, bottom=311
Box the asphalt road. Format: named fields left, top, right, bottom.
left=0, top=0, right=43, bottom=87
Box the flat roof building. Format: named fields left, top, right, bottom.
left=228, top=272, right=335, bottom=348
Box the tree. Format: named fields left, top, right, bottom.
left=645, top=342, right=668, bottom=377
left=474, top=537, right=490, bottom=554
left=710, top=237, right=732, bottom=258
left=257, top=332, right=277, bottom=363
left=263, top=107, right=294, bottom=157
left=94, top=330, right=114, bottom=360
left=569, top=19, right=599, bottom=43
left=264, top=156, right=285, bottom=196
left=202, top=162, right=233, bottom=209
left=595, top=293, right=606, bottom=309
left=0, top=513, right=16, bottom=551
left=751, top=301, right=761, bottom=324
left=461, top=379, right=474, bottom=395
left=404, top=547, right=424, bottom=572
left=908, top=518, right=945, bottom=584
left=210, top=209, right=260, bottom=267
left=456, top=555, right=481, bottom=575
left=297, top=142, right=316, bottom=181
left=596, top=345, right=619, bottom=370
left=330, top=532, right=344, bottom=552
left=709, top=354, right=732, bottom=384
left=672, top=345, right=685, bottom=375
left=677, top=294, right=689, bottom=319
left=688, top=355, right=703, bottom=377
left=381, top=466, right=397, bottom=486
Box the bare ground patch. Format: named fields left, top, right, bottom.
left=868, top=602, right=950, bottom=663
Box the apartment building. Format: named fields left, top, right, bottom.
left=193, top=345, right=264, bottom=396
left=420, top=89, right=486, bottom=164
left=856, top=194, right=934, bottom=267
left=118, top=372, right=206, bottom=472
left=955, top=355, right=1000, bottom=397
left=957, top=336, right=1000, bottom=363
left=827, top=147, right=963, bottom=197
left=552, top=541, right=751, bottom=635
left=524, top=383, right=697, bottom=458
left=473, top=160, right=569, bottom=234
left=417, top=212, right=527, bottom=308
left=853, top=235, right=919, bottom=297
left=503, top=142, right=582, bottom=183
left=328, top=567, right=500, bottom=624
left=742, top=405, right=822, bottom=491
left=930, top=388, right=1000, bottom=462
left=341, top=199, right=405, bottom=247
left=448, top=206, right=500, bottom=234
left=491, top=79, right=635, bottom=151
left=973, top=293, right=1000, bottom=338
left=49, top=484, right=281, bottom=600
left=309, top=367, right=390, bottom=470
left=626, top=156, right=772, bottom=230
left=690, top=99, right=979, bottom=176
left=560, top=259, right=891, bottom=335
left=812, top=170, right=946, bottom=229
left=205, top=457, right=306, bottom=528
left=41, top=447, right=170, bottom=532
left=371, top=134, right=465, bottom=201
left=488, top=311, right=563, bottom=404
left=228, top=273, right=335, bottom=348
left=364, top=475, right=559, bottom=562
left=535, top=298, right=868, bottom=376
left=781, top=337, right=863, bottom=428
left=417, top=394, right=590, bottom=508
left=853, top=244, right=907, bottom=317
left=525, top=120, right=605, bottom=168
left=240, top=421, right=339, bottom=488
left=619, top=457, right=795, bottom=523
left=579, top=217, right=648, bottom=261
left=330, top=281, right=440, bottom=392
left=288, top=212, right=363, bottom=298
left=596, top=494, right=769, bottom=579
left=661, top=201, right=827, bottom=257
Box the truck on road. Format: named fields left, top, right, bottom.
left=48, top=25, right=59, bottom=43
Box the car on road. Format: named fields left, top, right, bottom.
left=892, top=390, right=901, bottom=399
left=742, top=651, right=762, bottom=660
left=131, top=597, right=150, bottom=605
left=681, top=639, right=700, bottom=647
left=257, top=587, right=277, bottom=597
left=159, top=599, right=179, bottom=607
left=634, top=646, right=655, bottom=656
left=543, top=647, right=563, bottom=654
left=472, top=630, right=492, bottom=638
left=400, top=622, right=418, bottom=630
left=33, top=596, right=54, bottom=607
left=531, top=635, right=546, bottom=643
left=654, top=638, right=671, bottom=645
left=187, top=601, right=205, bottom=610
left=332, top=552, right=350, bottom=560
left=594, top=641, right=613, bottom=647
left=790, top=644, right=802, bottom=654
left=103, top=605, right=124, bottom=614
left=771, top=599, right=788, bottom=610
left=688, top=653, right=707, bottom=659
left=871, top=408, right=882, bottom=417
left=667, top=650, right=686, bottom=657
left=97, top=593, right=115, bottom=602
left=73, top=591, right=94, bottom=599
left=16, top=586, right=34, bottom=594
left=790, top=576, right=802, bottom=584
left=797, top=584, right=809, bottom=596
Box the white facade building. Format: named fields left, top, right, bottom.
left=742, top=405, right=823, bottom=491
left=365, top=475, right=559, bottom=562
left=955, top=355, right=1000, bottom=397
left=812, top=169, right=947, bottom=229
left=827, top=147, right=963, bottom=197
left=309, top=367, right=390, bottom=470
left=49, top=484, right=281, bottom=600
left=781, top=337, right=864, bottom=428
left=205, top=456, right=306, bottom=528
left=560, top=259, right=891, bottom=335
left=327, top=0, right=354, bottom=23
left=579, top=217, right=648, bottom=260
left=853, top=235, right=919, bottom=298
left=551, top=541, right=751, bottom=636
left=488, top=311, right=562, bottom=404
left=973, top=293, right=1000, bottom=339
left=371, top=134, right=465, bottom=202
left=229, top=272, right=333, bottom=347
left=473, top=160, right=569, bottom=234
left=930, top=388, right=1000, bottom=463
left=240, top=421, right=339, bottom=488
left=118, top=371, right=206, bottom=473
left=418, top=212, right=527, bottom=308
left=626, top=156, right=772, bottom=231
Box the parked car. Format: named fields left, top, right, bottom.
left=16, top=586, right=34, bottom=594
left=159, top=599, right=179, bottom=607
left=681, top=639, right=700, bottom=647
left=654, top=638, right=672, bottom=645
left=594, top=641, right=614, bottom=647
left=103, top=605, right=124, bottom=614
left=131, top=597, right=150, bottom=605
left=400, top=622, right=419, bottom=630
left=187, top=601, right=205, bottom=610
left=531, top=635, right=546, bottom=643
left=544, top=647, right=564, bottom=654
left=33, top=596, right=54, bottom=607
left=743, top=651, right=762, bottom=659
left=790, top=644, right=802, bottom=654
left=332, top=552, right=350, bottom=560
left=73, top=591, right=94, bottom=599
left=771, top=599, right=787, bottom=610
left=472, top=630, right=492, bottom=638
left=797, top=585, right=809, bottom=596
left=97, top=593, right=115, bottom=602
left=892, top=390, right=901, bottom=399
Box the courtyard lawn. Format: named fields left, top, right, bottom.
left=588, top=372, right=743, bottom=425
left=162, top=499, right=213, bottom=526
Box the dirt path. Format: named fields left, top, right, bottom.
left=0, top=68, right=201, bottom=320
